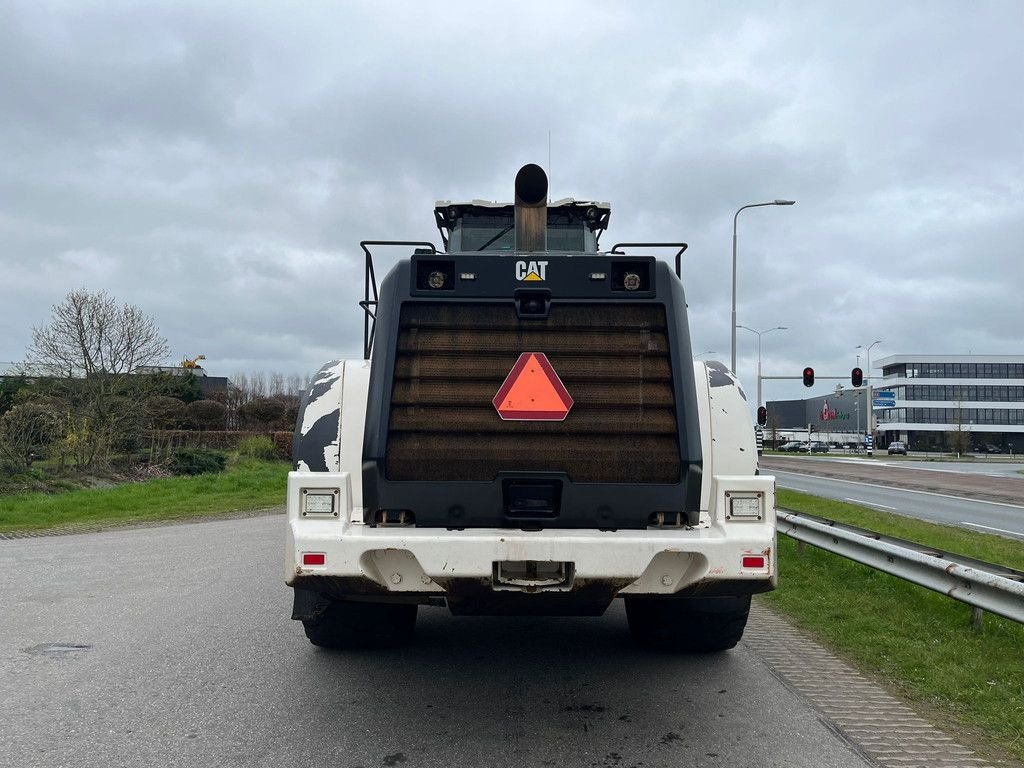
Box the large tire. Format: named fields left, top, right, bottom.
left=302, top=600, right=417, bottom=649
left=625, top=595, right=751, bottom=652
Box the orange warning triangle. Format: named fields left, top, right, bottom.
left=492, top=353, right=573, bottom=421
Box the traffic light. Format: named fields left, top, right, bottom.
left=851, top=367, right=863, bottom=387
left=802, top=367, right=815, bottom=387
left=757, top=406, right=767, bottom=426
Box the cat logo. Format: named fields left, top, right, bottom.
left=515, top=260, right=548, bottom=282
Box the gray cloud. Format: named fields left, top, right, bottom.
left=1, top=0, right=1021, bottom=406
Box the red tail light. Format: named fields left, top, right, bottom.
left=742, top=555, right=766, bottom=569
left=302, top=552, right=326, bottom=566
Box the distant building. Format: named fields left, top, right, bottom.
left=765, top=389, right=869, bottom=447
left=874, top=355, right=1024, bottom=451
left=766, top=355, right=1024, bottom=452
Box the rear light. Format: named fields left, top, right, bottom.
left=302, top=552, right=326, bottom=566
left=742, top=555, right=766, bottom=569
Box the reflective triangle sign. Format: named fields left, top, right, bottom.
left=492, top=352, right=573, bottom=421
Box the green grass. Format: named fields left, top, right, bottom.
left=0, top=459, right=288, bottom=533
left=766, top=490, right=1024, bottom=761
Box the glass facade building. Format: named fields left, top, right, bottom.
left=874, top=355, right=1024, bottom=451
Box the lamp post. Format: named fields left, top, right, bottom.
left=731, top=200, right=796, bottom=373
left=856, top=340, right=882, bottom=382
left=857, top=340, right=882, bottom=448
left=736, top=325, right=787, bottom=407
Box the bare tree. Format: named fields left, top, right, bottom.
left=28, top=289, right=169, bottom=376
left=286, top=373, right=305, bottom=397
left=250, top=372, right=267, bottom=399
left=269, top=371, right=285, bottom=397
left=949, top=399, right=970, bottom=457
left=24, top=289, right=169, bottom=467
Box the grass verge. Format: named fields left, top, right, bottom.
left=765, top=489, right=1024, bottom=762
left=0, top=459, right=288, bottom=533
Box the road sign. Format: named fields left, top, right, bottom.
left=873, top=392, right=895, bottom=408
left=492, top=352, right=573, bottom=421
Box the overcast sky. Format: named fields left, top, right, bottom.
left=2, top=1, right=1022, bottom=404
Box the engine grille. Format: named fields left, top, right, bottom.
left=385, top=303, right=680, bottom=483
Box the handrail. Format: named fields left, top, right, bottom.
left=777, top=508, right=1024, bottom=624
left=608, top=242, right=688, bottom=278
left=358, top=241, right=439, bottom=359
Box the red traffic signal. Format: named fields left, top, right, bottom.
left=802, top=367, right=815, bottom=387
left=757, top=406, right=767, bottom=426
left=851, top=367, right=863, bottom=387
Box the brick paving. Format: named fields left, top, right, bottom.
left=744, top=601, right=1020, bottom=768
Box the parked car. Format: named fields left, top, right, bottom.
left=808, top=441, right=829, bottom=453
left=888, top=441, right=907, bottom=455
left=779, top=441, right=804, bottom=452
left=973, top=444, right=1003, bottom=454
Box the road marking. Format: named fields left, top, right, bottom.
left=770, top=470, right=1024, bottom=511
left=960, top=522, right=1024, bottom=538
left=844, top=497, right=897, bottom=510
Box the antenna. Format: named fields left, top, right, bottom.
left=547, top=130, right=552, bottom=202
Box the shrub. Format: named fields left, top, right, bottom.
left=237, top=435, right=277, bottom=460
left=145, top=396, right=187, bottom=429
left=272, top=431, right=293, bottom=461
left=238, top=396, right=300, bottom=431
left=0, top=402, right=63, bottom=468
left=186, top=400, right=227, bottom=431
left=170, top=447, right=227, bottom=476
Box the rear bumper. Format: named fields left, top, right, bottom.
left=286, top=471, right=776, bottom=606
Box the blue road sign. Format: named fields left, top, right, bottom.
left=873, top=392, right=896, bottom=408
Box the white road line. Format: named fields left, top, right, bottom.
left=844, top=497, right=897, bottom=510
left=960, top=521, right=1024, bottom=538
left=770, top=470, right=1024, bottom=511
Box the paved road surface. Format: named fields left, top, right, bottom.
left=760, top=455, right=1023, bottom=507
left=1, top=515, right=875, bottom=768
left=821, top=457, right=1024, bottom=478
left=771, top=469, right=1024, bottom=539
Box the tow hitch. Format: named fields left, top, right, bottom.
left=493, top=560, right=574, bottom=590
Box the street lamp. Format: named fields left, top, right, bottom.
left=736, top=325, right=787, bottom=407
left=731, top=200, right=796, bottom=373
left=856, top=340, right=882, bottom=382
left=857, top=340, right=882, bottom=449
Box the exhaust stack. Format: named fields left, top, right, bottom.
left=514, top=164, right=548, bottom=252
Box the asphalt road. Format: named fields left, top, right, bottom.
left=822, top=456, right=1024, bottom=478
left=0, top=516, right=872, bottom=768
left=772, top=469, right=1024, bottom=539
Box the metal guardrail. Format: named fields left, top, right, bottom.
left=776, top=509, right=1024, bottom=625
